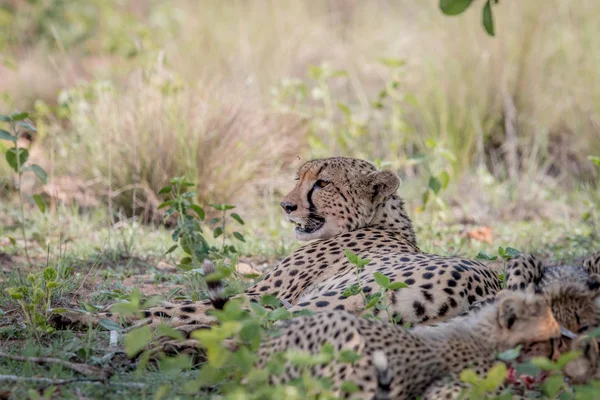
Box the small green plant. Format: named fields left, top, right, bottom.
left=1, top=112, right=47, bottom=267
left=342, top=249, right=408, bottom=325
left=476, top=246, right=520, bottom=288
left=5, top=266, right=63, bottom=343
left=159, top=177, right=246, bottom=272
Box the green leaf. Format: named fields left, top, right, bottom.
left=17, top=121, right=36, bottom=131
left=339, top=349, right=361, bottom=364
left=378, top=57, right=406, bottom=68
left=0, top=115, right=10, bottom=122
left=341, top=381, right=360, bottom=394
left=268, top=307, right=291, bottom=322
left=164, top=244, right=178, bottom=255
left=428, top=176, right=442, bottom=195
left=365, top=293, right=382, bottom=309
left=374, top=272, right=391, bottom=289
left=158, top=185, right=172, bottom=195
left=0, top=129, right=16, bottom=142
left=515, top=362, right=542, bottom=376
left=158, top=200, right=175, bottom=210
left=32, top=194, right=46, bottom=213
left=260, top=295, right=282, bottom=309
left=337, top=102, right=351, bottom=118
left=482, top=0, right=495, bottom=36
left=156, top=323, right=185, bottom=340
left=440, top=0, right=472, bottom=15
left=233, top=232, right=245, bottom=242
left=43, top=267, right=57, bottom=282
left=440, top=0, right=473, bottom=15
left=190, top=205, right=205, bottom=220
left=98, top=318, right=122, bottom=331
left=124, top=325, right=152, bottom=357
left=342, top=284, right=362, bottom=298
left=460, top=368, right=480, bottom=384
left=213, top=227, right=223, bottom=238
left=504, top=247, right=520, bottom=258
left=5, top=147, right=29, bottom=172
left=543, top=375, right=565, bottom=397
left=531, top=356, right=560, bottom=371
left=588, top=155, right=600, bottom=167
left=476, top=251, right=498, bottom=261
left=439, top=171, right=450, bottom=190
left=230, top=213, right=244, bottom=225
left=10, top=112, right=28, bottom=121
left=388, top=281, right=408, bottom=290
left=497, top=345, right=521, bottom=362
left=28, top=164, right=47, bottom=184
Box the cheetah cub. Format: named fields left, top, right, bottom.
left=255, top=290, right=561, bottom=399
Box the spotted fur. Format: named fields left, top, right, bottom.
left=255, top=290, right=560, bottom=399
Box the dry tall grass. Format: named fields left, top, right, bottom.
left=0, top=0, right=598, bottom=219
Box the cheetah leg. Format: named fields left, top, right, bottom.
left=504, top=253, right=544, bottom=291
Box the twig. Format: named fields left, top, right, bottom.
left=0, top=374, right=146, bottom=388
left=0, top=352, right=111, bottom=379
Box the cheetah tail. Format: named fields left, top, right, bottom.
left=372, top=350, right=392, bottom=400
left=202, top=259, right=228, bottom=310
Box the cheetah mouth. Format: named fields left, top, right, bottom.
left=291, top=215, right=326, bottom=234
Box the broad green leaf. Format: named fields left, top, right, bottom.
left=156, top=323, right=185, bottom=340
left=388, top=281, right=408, bottom=290
left=439, top=171, right=450, bottom=189
left=440, top=0, right=473, bottom=15
left=98, top=318, right=122, bottom=331
left=32, top=194, right=46, bottom=213
left=6, top=147, right=29, bottom=172
left=428, top=176, right=442, bottom=195
left=374, top=272, right=391, bottom=289
left=268, top=307, right=291, bottom=322
left=124, top=325, right=153, bottom=357
left=341, top=381, right=360, bottom=394
left=342, top=284, right=361, bottom=298
left=588, top=155, right=600, bottom=167
left=260, top=294, right=282, bottom=309
left=339, top=349, right=361, bottom=364
left=483, top=0, right=494, bottom=36
left=213, top=227, right=223, bottom=238
left=43, top=267, right=57, bottom=282
left=158, top=185, right=172, bottom=195
left=481, top=362, right=507, bottom=391
left=365, top=293, right=382, bottom=309
left=157, top=200, right=175, bottom=210
left=10, top=112, right=28, bottom=121
left=531, top=356, right=560, bottom=371
left=378, top=57, right=406, bottom=68
left=17, top=121, right=36, bottom=131
left=0, top=115, right=10, bottom=122
left=190, top=204, right=205, bottom=220
left=459, top=368, right=480, bottom=384
left=476, top=251, right=498, bottom=261
left=233, top=232, right=245, bottom=242
left=230, top=212, right=244, bottom=225
left=543, top=375, right=565, bottom=397
left=504, top=247, right=521, bottom=258
left=497, top=345, right=521, bottom=362
left=0, top=129, right=16, bottom=142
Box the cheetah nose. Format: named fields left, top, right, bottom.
left=280, top=202, right=298, bottom=214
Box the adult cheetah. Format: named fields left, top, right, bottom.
left=57, top=157, right=517, bottom=331
left=136, top=157, right=507, bottom=329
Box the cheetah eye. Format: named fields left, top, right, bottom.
left=314, top=179, right=330, bottom=189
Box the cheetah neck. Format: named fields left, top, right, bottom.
left=367, top=195, right=417, bottom=247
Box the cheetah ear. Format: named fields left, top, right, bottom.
left=498, top=296, right=523, bottom=330
left=365, top=170, right=400, bottom=204
left=583, top=253, right=600, bottom=276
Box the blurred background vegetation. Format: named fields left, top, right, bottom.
left=0, top=0, right=598, bottom=259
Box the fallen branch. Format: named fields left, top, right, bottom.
left=0, top=374, right=146, bottom=388
left=0, top=352, right=111, bottom=379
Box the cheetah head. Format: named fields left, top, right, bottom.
left=495, top=289, right=561, bottom=348
left=542, top=274, right=600, bottom=336
left=280, top=157, right=400, bottom=240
